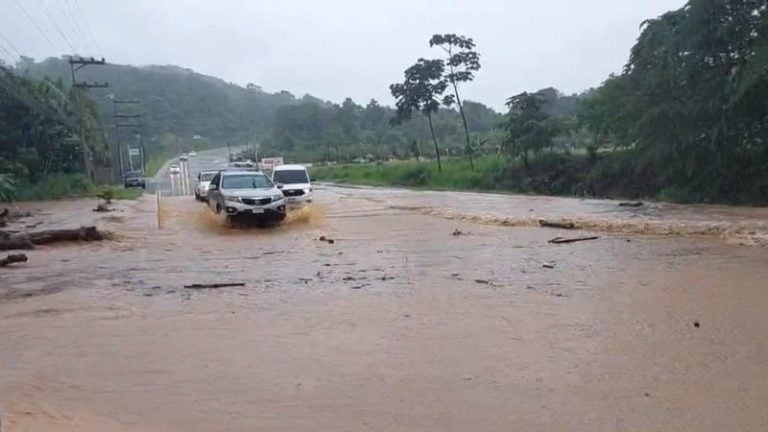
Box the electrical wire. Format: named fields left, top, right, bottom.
left=60, top=0, right=94, bottom=54
left=0, top=30, right=23, bottom=60
left=50, top=0, right=85, bottom=54
left=11, top=0, right=58, bottom=50
left=70, top=0, right=101, bottom=56
left=0, top=44, right=16, bottom=66
left=33, top=0, right=77, bottom=53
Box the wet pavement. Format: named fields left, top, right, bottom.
left=2, top=159, right=768, bottom=431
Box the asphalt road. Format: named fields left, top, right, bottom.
left=148, top=147, right=239, bottom=197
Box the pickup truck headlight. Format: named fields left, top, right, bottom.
left=272, top=194, right=285, bottom=202
left=223, top=195, right=240, bottom=203
left=304, top=188, right=312, bottom=194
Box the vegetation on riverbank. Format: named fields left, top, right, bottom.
left=319, top=0, right=767, bottom=205
left=3, top=0, right=766, bottom=204
left=312, top=147, right=763, bottom=205
left=12, top=174, right=142, bottom=202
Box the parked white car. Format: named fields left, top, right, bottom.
left=169, top=164, right=181, bottom=174
left=272, top=164, right=313, bottom=206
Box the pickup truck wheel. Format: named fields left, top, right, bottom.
left=216, top=203, right=222, bottom=214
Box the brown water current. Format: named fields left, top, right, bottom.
left=1, top=186, right=767, bottom=431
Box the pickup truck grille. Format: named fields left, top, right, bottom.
left=282, top=189, right=305, bottom=197
left=241, top=197, right=272, bottom=205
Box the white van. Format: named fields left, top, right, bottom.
left=272, top=164, right=313, bottom=206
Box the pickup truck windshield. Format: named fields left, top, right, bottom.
left=221, top=174, right=272, bottom=189
left=273, top=170, right=308, bottom=184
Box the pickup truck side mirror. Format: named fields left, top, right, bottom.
left=209, top=184, right=218, bottom=191
left=276, top=183, right=284, bottom=189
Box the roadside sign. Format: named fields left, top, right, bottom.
left=260, top=157, right=284, bottom=169
left=128, top=148, right=140, bottom=156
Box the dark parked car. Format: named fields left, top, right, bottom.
left=124, top=172, right=146, bottom=189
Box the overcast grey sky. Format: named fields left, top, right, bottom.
left=1, top=0, right=685, bottom=109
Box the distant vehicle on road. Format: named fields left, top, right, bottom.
left=194, top=170, right=218, bottom=201
left=189, top=151, right=197, bottom=157
left=207, top=170, right=286, bottom=224
left=272, top=164, right=312, bottom=206
left=123, top=172, right=146, bottom=189
left=231, top=159, right=255, bottom=169
left=180, top=154, right=189, bottom=162
left=169, top=164, right=181, bottom=174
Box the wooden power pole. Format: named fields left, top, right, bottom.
left=69, top=56, right=108, bottom=180
left=110, top=97, right=142, bottom=178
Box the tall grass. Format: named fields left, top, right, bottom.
left=312, top=157, right=509, bottom=192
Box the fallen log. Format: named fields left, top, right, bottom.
left=538, top=219, right=576, bottom=230
left=184, top=283, right=246, bottom=289
left=0, top=253, right=28, bottom=267
left=0, top=226, right=107, bottom=251
left=619, top=201, right=644, bottom=207
left=548, top=236, right=600, bottom=244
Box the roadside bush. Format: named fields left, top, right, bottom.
left=393, top=164, right=430, bottom=186
left=13, top=173, right=142, bottom=201
left=0, top=173, right=16, bottom=202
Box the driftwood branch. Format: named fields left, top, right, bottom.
left=539, top=219, right=576, bottom=230
left=184, top=283, right=246, bottom=289
left=0, top=209, right=31, bottom=227
left=0, top=253, right=27, bottom=267
left=548, top=236, right=600, bottom=244
left=0, top=226, right=108, bottom=251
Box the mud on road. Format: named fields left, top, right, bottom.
left=2, top=187, right=768, bottom=431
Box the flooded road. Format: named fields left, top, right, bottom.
left=2, top=164, right=768, bottom=431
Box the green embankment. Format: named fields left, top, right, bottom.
left=13, top=174, right=143, bottom=202
left=311, top=152, right=699, bottom=202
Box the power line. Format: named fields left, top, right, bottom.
left=50, top=0, right=86, bottom=54
left=70, top=0, right=101, bottom=56
left=60, top=0, right=94, bottom=54
left=33, top=0, right=76, bottom=53
left=0, top=31, right=22, bottom=60
left=0, top=44, right=16, bottom=66
left=11, top=0, right=58, bottom=51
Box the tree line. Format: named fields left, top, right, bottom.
left=0, top=67, right=106, bottom=200
left=2, top=0, right=766, bottom=203
left=387, top=1, right=767, bottom=203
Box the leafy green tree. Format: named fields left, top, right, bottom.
left=580, top=0, right=768, bottom=201
left=501, top=91, right=554, bottom=169
left=0, top=67, right=109, bottom=189
left=390, top=59, right=448, bottom=172
left=430, top=34, right=481, bottom=170
left=0, top=173, right=15, bottom=202
left=409, top=140, right=421, bottom=161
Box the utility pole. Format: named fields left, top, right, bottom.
left=69, top=56, right=108, bottom=180
left=110, top=97, right=142, bottom=178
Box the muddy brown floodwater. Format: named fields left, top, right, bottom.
left=2, top=186, right=768, bottom=431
